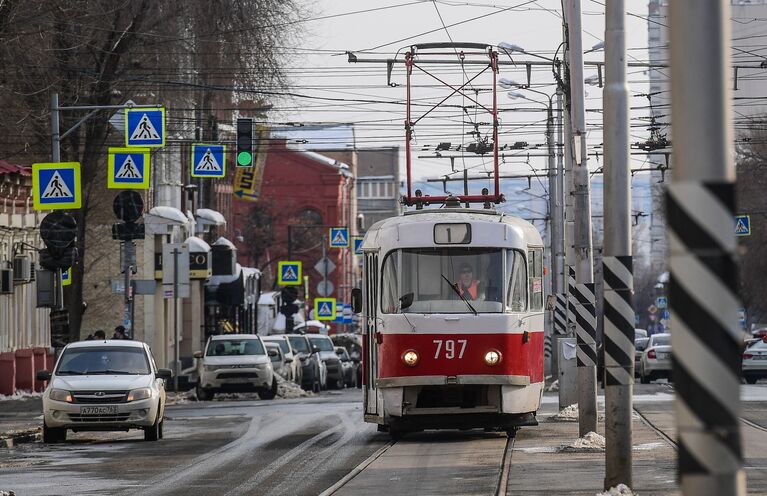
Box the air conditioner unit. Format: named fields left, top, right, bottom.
left=13, top=256, right=32, bottom=283
left=0, top=268, right=13, bottom=294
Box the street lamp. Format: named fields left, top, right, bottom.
left=584, top=74, right=601, bottom=86
left=497, top=42, right=554, bottom=62
left=585, top=41, right=604, bottom=53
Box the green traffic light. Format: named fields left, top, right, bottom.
left=237, top=151, right=253, bottom=166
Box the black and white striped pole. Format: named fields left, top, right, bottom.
left=602, top=0, right=635, bottom=488
left=668, top=1, right=745, bottom=494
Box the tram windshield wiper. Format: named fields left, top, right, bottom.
left=441, top=274, right=478, bottom=316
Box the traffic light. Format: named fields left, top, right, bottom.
left=236, top=118, right=254, bottom=167
left=280, top=286, right=299, bottom=332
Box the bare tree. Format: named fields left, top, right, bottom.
left=0, top=0, right=306, bottom=340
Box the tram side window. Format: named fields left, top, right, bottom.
left=381, top=251, right=399, bottom=313
left=528, top=248, right=544, bottom=311
left=507, top=250, right=527, bottom=312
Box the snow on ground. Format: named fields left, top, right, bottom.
left=175, top=374, right=314, bottom=403
left=0, top=390, right=42, bottom=402
left=552, top=403, right=579, bottom=420
left=275, top=374, right=312, bottom=399
left=564, top=431, right=606, bottom=451
left=596, top=484, right=635, bottom=496
left=547, top=380, right=559, bottom=392
left=633, top=442, right=665, bottom=451
left=0, top=490, right=18, bottom=496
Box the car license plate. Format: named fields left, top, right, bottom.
left=754, top=355, right=767, bottom=360
left=80, top=406, right=118, bottom=415
left=657, top=353, right=669, bottom=360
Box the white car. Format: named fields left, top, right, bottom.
left=308, top=334, right=342, bottom=389
left=194, top=334, right=276, bottom=401
left=265, top=342, right=292, bottom=379
left=38, top=340, right=171, bottom=443
left=639, top=333, right=672, bottom=384
left=743, top=338, right=767, bottom=384
left=262, top=335, right=302, bottom=386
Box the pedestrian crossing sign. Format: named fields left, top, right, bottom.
left=353, top=236, right=364, bottom=255
left=735, top=214, right=751, bottom=236
left=314, top=298, right=336, bottom=321
left=32, top=162, right=81, bottom=210
left=107, top=147, right=150, bottom=189
left=191, top=144, right=226, bottom=178
left=61, top=267, right=72, bottom=286
left=329, top=227, right=349, bottom=248
left=125, top=108, right=165, bottom=147
left=278, top=261, right=302, bottom=286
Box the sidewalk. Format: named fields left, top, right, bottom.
left=0, top=396, right=42, bottom=447
left=508, top=402, right=679, bottom=496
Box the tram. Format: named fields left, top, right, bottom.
left=355, top=200, right=546, bottom=437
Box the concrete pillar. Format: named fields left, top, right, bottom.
left=14, top=348, right=34, bottom=391
left=0, top=352, right=15, bottom=395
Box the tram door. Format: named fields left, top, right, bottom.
left=363, top=253, right=379, bottom=416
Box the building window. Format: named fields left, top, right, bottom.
left=358, top=179, right=396, bottom=199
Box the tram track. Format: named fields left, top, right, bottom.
left=632, top=407, right=677, bottom=450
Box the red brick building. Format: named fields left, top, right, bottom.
left=232, top=141, right=354, bottom=312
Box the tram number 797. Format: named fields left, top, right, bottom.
left=433, top=339, right=467, bottom=359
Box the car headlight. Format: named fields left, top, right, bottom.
left=127, top=388, right=152, bottom=402
left=255, top=363, right=269, bottom=369
left=484, top=349, right=502, bottom=366
left=402, top=350, right=419, bottom=367
left=49, top=388, right=72, bottom=403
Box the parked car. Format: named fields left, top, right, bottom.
left=308, top=334, right=342, bottom=389
left=265, top=342, right=291, bottom=379
left=639, top=333, right=672, bottom=384
left=334, top=347, right=355, bottom=387
left=294, top=320, right=330, bottom=335
left=194, top=334, right=276, bottom=401
left=285, top=334, right=324, bottom=392
left=634, top=337, right=650, bottom=377
left=743, top=338, right=767, bottom=384
left=262, top=335, right=302, bottom=385
left=635, top=329, right=648, bottom=340
left=37, top=340, right=171, bottom=443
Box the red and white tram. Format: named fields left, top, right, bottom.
left=355, top=202, right=546, bottom=437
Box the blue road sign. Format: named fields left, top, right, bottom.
left=278, top=261, right=302, bottom=286
left=315, top=298, right=336, bottom=321
left=32, top=162, right=81, bottom=210
left=656, top=296, right=668, bottom=309
left=329, top=227, right=349, bottom=248
left=108, top=147, right=150, bottom=189
left=125, top=108, right=165, bottom=147
left=353, top=236, right=363, bottom=255
left=661, top=308, right=670, bottom=320
left=191, top=144, right=226, bottom=178
left=735, top=214, right=751, bottom=236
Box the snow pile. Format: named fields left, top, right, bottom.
left=553, top=403, right=579, bottom=421
left=165, top=390, right=196, bottom=406
left=0, top=390, right=42, bottom=402
left=276, top=374, right=312, bottom=399
left=547, top=380, right=559, bottom=392
left=596, top=484, right=635, bottom=496
left=563, top=431, right=606, bottom=452
left=633, top=442, right=664, bottom=451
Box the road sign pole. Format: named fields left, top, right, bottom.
left=323, top=234, right=328, bottom=297
left=603, top=0, right=635, bottom=488
left=51, top=93, right=60, bottom=162
left=287, top=225, right=292, bottom=260
left=668, top=1, right=744, bottom=494
left=173, top=247, right=180, bottom=393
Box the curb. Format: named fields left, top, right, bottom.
left=1, top=428, right=40, bottom=448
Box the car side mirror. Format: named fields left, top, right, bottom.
left=36, top=370, right=51, bottom=382
left=545, top=294, right=556, bottom=311
left=312, top=345, right=321, bottom=354
left=399, top=292, right=414, bottom=310
left=351, top=287, right=362, bottom=313
left=157, top=368, right=173, bottom=380
left=267, top=349, right=278, bottom=358
left=351, top=358, right=360, bottom=364
left=193, top=351, right=203, bottom=359
left=336, top=349, right=344, bottom=355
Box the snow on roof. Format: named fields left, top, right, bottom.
left=185, top=236, right=211, bottom=253
left=196, top=208, right=227, bottom=226
left=212, top=236, right=236, bottom=249
left=258, top=291, right=279, bottom=305
left=147, top=206, right=188, bottom=224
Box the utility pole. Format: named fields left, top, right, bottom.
left=172, top=247, right=180, bottom=392
left=602, top=0, right=635, bottom=488
left=565, top=0, right=598, bottom=436
left=668, top=1, right=745, bottom=494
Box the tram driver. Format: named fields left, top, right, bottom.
left=455, top=262, right=482, bottom=300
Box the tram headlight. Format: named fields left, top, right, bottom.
left=484, top=349, right=502, bottom=366
left=402, top=349, right=419, bottom=367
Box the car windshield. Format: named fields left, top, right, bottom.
left=336, top=349, right=350, bottom=361
left=651, top=335, right=670, bottom=347
left=635, top=338, right=649, bottom=351
left=56, top=347, right=150, bottom=375
left=266, top=338, right=291, bottom=354
left=206, top=338, right=264, bottom=356
left=381, top=248, right=510, bottom=314
left=288, top=336, right=310, bottom=354
left=308, top=337, right=334, bottom=352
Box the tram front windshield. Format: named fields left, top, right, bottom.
left=381, top=248, right=527, bottom=314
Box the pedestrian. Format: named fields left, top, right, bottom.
left=94, top=330, right=106, bottom=340
left=113, top=325, right=127, bottom=340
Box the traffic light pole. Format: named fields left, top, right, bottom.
left=172, top=247, right=180, bottom=392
